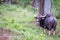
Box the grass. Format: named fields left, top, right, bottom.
left=0, top=4, right=60, bottom=40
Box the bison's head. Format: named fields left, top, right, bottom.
left=39, top=14, right=46, bottom=20
left=34, top=14, right=46, bottom=21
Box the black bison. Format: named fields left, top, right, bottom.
left=34, top=14, right=57, bottom=36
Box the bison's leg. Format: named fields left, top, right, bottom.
left=44, top=29, right=47, bottom=33
left=52, top=23, right=57, bottom=36
left=44, top=26, right=47, bottom=33
left=53, top=31, right=56, bottom=36
left=53, top=26, right=56, bottom=36
left=47, top=25, right=51, bottom=35
left=48, top=30, right=51, bottom=35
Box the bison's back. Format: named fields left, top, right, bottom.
left=45, top=16, right=57, bottom=30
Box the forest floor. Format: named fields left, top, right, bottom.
left=0, top=4, right=60, bottom=40
left=0, top=27, right=21, bottom=40
left=0, top=20, right=60, bottom=40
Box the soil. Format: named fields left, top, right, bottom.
left=0, top=28, right=20, bottom=40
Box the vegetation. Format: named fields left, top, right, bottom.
left=51, top=0, right=60, bottom=18
left=0, top=4, right=45, bottom=40
left=0, top=0, right=60, bottom=40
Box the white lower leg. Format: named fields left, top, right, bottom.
left=44, top=29, right=46, bottom=33
left=53, top=31, right=56, bottom=36
left=48, top=31, right=51, bottom=35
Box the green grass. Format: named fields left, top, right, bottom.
left=0, top=4, right=60, bottom=40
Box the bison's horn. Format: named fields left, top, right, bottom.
left=40, top=15, right=46, bottom=17
left=34, top=15, right=37, bottom=17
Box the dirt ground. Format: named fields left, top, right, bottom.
left=0, top=28, right=19, bottom=40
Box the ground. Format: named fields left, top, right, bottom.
left=0, top=27, right=22, bottom=40
left=0, top=4, right=60, bottom=40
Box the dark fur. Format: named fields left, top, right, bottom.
left=44, top=14, right=57, bottom=31
left=35, top=14, right=57, bottom=31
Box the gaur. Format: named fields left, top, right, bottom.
left=34, top=14, right=57, bottom=36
